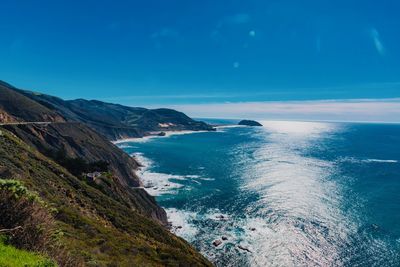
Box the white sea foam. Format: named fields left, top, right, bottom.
left=166, top=208, right=242, bottom=259
left=198, top=177, right=215, bottom=181
left=115, top=144, right=136, bottom=149
left=166, top=208, right=199, bottom=241
left=132, top=153, right=210, bottom=196
left=215, top=125, right=244, bottom=129
left=363, top=159, right=398, bottom=163
left=133, top=153, right=184, bottom=196
left=340, top=157, right=398, bottom=164
left=113, top=130, right=210, bottom=144
left=204, top=209, right=231, bottom=221
left=186, top=175, right=201, bottom=179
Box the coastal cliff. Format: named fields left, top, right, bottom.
left=0, top=81, right=213, bottom=266
left=15, top=87, right=215, bottom=140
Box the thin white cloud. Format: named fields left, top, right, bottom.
left=370, top=28, right=385, bottom=56
left=163, top=98, right=400, bottom=123
left=102, top=82, right=400, bottom=102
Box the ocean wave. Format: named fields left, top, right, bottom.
left=363, top=159, right=398, bottom=163
left=115, top=144, right=136, bottom=149
left=339, top=157, right=398, bottom=164
left=166, top=208, right=199, bottom=241
left=113, top=130, right=212, bottom=144
left=133, top=152, right=211, bottom=196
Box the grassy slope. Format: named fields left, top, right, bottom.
left=0, top=129, right=212, bottom=266
left=0, top=241, right=56, bottom=267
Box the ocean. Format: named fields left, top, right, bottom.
left=117, top=120, right=400, bottom=267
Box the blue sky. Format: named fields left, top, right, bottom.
left=1, top=0, right=400, bottom=120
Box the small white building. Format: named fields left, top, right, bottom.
left=86, top=171, right=102, bottom=181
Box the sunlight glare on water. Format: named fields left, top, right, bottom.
left=239, top=121, right=351, bottom=266
left=120, top=121, right=400, bottom=267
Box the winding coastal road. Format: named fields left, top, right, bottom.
left=0, top=121, right=54, bottom=126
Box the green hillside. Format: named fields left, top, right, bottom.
left=0, top=241, right=56, bottom=267
left=0, top=129, right=212, bottom=266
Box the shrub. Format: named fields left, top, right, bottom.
left=0, top=179, right=53, bottom=251
left=45, top=148, right=109, bottom=176
left=0, top=179, right=81, bottom=266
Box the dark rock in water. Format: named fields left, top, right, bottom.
left=238, top=245, right=252, bottom=253
left=249, top=227, right=256, bottom=231
left=213, top=240, right=222, bottom=247
left=216, top=215, right=228, bottom=221
left=222, top=236, right=228, bottom=241
left=238, top=120, right=263, bottom=127
left=371, top=224, right=379, bottom=230
left=157, top=131, right=166, bottom=136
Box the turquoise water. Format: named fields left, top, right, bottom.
left=118, top=120, right=400, bottom=266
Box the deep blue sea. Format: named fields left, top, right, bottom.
left=118, top=120, right=400, bottom=267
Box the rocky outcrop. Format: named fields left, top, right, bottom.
left=238, top=120, right=263, bottom=126
left=212, top=240, right=222, bottom=247
left=0, top=109, right=16, bottom=123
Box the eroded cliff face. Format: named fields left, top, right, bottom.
left=4, top=123, right=141, bottom=185
left=0, top=109, right=16, bottom=123
left=3, top=122, right=168, bottom=225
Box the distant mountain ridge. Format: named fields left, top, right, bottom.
left=0, top=83, right=64, bottom=123
left=12, top=86, right=214, bottom=140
